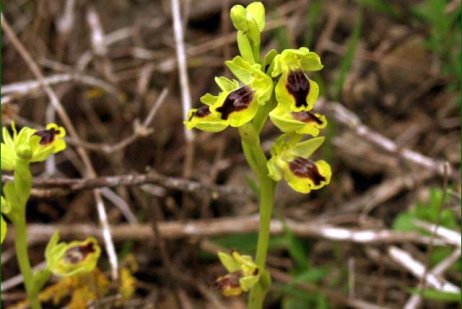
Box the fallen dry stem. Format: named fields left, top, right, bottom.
left=315, top=98, right=456, bottom=180
left=2, top=170, right=252, bottom=201
left=5, top=216, right=453, bottom=247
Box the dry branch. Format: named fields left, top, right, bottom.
left=315, top=98, right=457, bottom=181
left=388, top=246, right=459, bottom=293
left=2, top=171, right=252, bottom=201
left=5, top=216, right=453, bottom=247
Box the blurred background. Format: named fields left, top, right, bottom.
left=2, top=0, right=460, bottom=308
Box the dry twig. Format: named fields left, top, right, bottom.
left=404, top=247, right=461, bottom=309
left=388, top=246, right=459, bottom=293
left=315, top=98, right=456, bottom=180
left=5, top=216, right=453, bottom=247
left=2, top=170, right=252, bottom=201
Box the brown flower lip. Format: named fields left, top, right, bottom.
left=291, top=111, right=324, bottom=124
left=216, top=86, right=254, bottom=120
left=190, top=105, right=211, bottom=120
left=64, top=242, right=96, bottom=264
left=34, top=128, right=61, bottom=145
left=289, top=157, right=325, bottom=185
left=214, top=271, right=242, bottom=290
left=286, top=70, right=310, bottom=108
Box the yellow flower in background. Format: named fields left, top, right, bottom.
left=30, top=123, right=67, bottom=162
left=215, top=250, right=260, bottom=296
left=1, top=122, right=67, bottom=171
left=45, top=231, right=101, bottom=277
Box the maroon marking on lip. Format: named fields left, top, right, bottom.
left=64, top=242, right=96, bottom=264
left=34, top=128, right=61, bottom=145
left=216, top=87, right=253, bottom=120
left=286, top=70, right=310, bottom=108
left=195, top=106, right=211, bottom=118
left=291, top=111, right=324, bottom=125
left=289, top=157, right=325, bottom=186
left=213, top=271, right=242, bottom=291
left=189, top=105, right=211, bottom=121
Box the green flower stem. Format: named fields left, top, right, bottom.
left=239, top=125, right=276, bottom=309
left=13, top=214, right=41, bottom=309
left=11, top=160, right=42, bottom=309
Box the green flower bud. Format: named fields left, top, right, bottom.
left=45, top=231, right=101, bottom=277
left=230, top=5, right=248, bottom=31
left=246, top=2, right=265, bottom=31
left=230, top=2, right=266, bottom=32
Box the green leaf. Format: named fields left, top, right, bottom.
left=212, top=233, right=258, bottom=254
left=283, top=296, right=312, bottom=309
left=281, top=220, right=309, bottom=271
left=294, top=268, right=328, bottom=283
left=333, top=9, right=362, bottom=100
left=354, top=0, right=401, bottom=17
left=392, top=212, right=416, bottom=232
left=429, top=247, right=454, bottom=268
left=303, top=0, right=322, bottom=48
left=411, top=288, right=461, bottom=302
